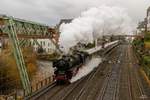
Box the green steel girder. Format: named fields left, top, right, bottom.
left=33, top=39, right=41, bottom=46
left=5, top=17, right=31, bottom=95
left=19, top=39, right=27, bottom=47
left=19, top=39, right=42, bottom=47
left=19, top=40, right=30, bottom=47
left=0, top=15, right=50, bottom=36
left=0, top=15, right=54, bottom=95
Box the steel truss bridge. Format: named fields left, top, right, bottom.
left=0, top=15, right=60, bottom=95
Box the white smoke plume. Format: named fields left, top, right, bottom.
left=70, top=57, right=101, bottom=83
left=59, top=5, right=133, bottom=52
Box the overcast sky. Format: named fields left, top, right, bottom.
left=0, top=0, right=149, bottom=26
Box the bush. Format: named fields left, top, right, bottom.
left=144, top=42, right=150, bottom=49
left=143, top=56, right=150, bottom=65
left=0, top=47, right=37, bottom=94
left=145, top=32, right=150, bottom=42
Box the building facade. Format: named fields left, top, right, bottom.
left=32, top=39, right=56, bottom=54
left=32, top=27, right=60, bottom=54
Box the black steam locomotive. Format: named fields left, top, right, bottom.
left=53, top=40, right=119, bottom=84
left=53, top=51, right=90, bottom=84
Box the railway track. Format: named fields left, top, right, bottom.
left=117, top=45, right=133, bottom=100
left=52, top=45, right=120, bottom=100
left=72, top=62, right=110, bottom=100
left=32, top=75, right=93, bottom=100
left=27, top=44, right=150, bottom=100
left=125, top=47, right=133, bottom=100
left=51, top=44, right=119, bottom=100
left=118, top=44, right=148, bottom=100
left=25, top=82, right=58, bottom=100
left=96, top=44, right=149, bottom=100
left=60, top=44, right=149, bottom=100
left=128, top=45, right=148, bottom=100
left=96, top=45, right=124, bottom=100
left=60, top=65, right=101, bottom=100
left=27, top=60, right=98, bottom=100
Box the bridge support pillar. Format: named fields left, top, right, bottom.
left=6, top=18, right=31, bottom=95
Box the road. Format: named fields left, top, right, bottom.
left=30, top=44, right=150, bottom=100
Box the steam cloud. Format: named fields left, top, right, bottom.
left=70, top=57, right=101, bottom=83
left=59, top=5, right=133, bottom=52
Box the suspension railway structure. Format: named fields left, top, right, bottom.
left=0, top=15, right=60, bottom=95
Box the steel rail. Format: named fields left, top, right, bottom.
left=73, top=64, right=106, bottom=100
left=25, top=82, right=56, bottom=100
left=60, top=68, right=98, bottom=100
left=96, top=45, right=123, bottom=100
left=126, top=45, right=148, bottom=100
left=134, top=71, right=147, bottom=100
left=126, top=47, right=134, bottom=100
left=74, top=45, right=120, bottom=100
left=130, top=47, right=147, bottom=100
left=131, top=67, right=146, bottom=100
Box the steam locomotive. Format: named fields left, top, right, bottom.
left=53, top=51, right=90, bottom=84
left=53, top=40, right=119, bottom=84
